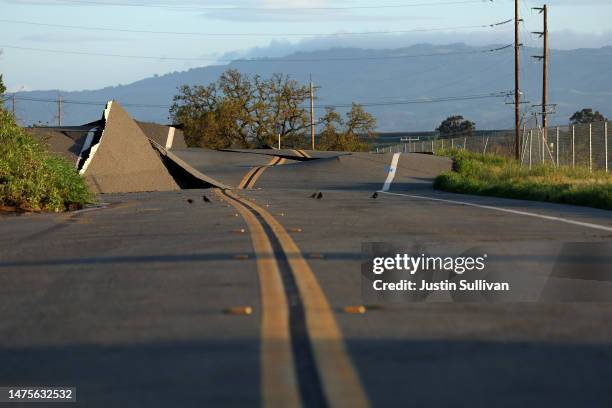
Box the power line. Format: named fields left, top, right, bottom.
left=0, top=18, right=512, bottom=38
left=514, top=0, right=521, bottom=160
left=364, top=43, right=512, bottom=84
left=0, top=43, right=514, bottom=63
left=11, top=90, right=512, bottom=111
left=317, top=91, right=512, bottom=108
left=51, top=0, right=492, bottom=11
left=12, top=95, right=167, bottom=108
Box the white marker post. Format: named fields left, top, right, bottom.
left=275, top=124, right=282, bottom=150
left=382, top=153, right=401, bottom=192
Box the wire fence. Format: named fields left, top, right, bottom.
left=379, top=121, right=610, bottom=172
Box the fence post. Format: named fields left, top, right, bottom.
left=441, top=139, right=444, bottom=150
left=572, top=125, right=575, bottom=168
left=483, top=137, right=489, bottom=155
left=529, top=130, right=533, bottom=169
left=464, top=137, right=467, bottom=151
left=541, top=129, right=545, bottom=164
left=589, top=123, right=593, bottom=172
left=431, top=139, right=434, bottom=153
left=556, top=127, right=559, bottom=167
left=451, top=139, right=454, bottom=150
left=522, top=123, right=528, bottom=163
left=605, top=121, right=608, bottom=173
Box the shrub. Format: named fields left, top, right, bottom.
left=434, top=149, right=612, bottom=210
left=0, top=109, right=93, bottom=212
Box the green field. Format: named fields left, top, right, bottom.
left=434, top=150, right=612, bottom=210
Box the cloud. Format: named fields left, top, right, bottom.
left=4, top=0, right=448, bottom=22
left=536, top=0, right=611, bottom=5
left=200, top=0, right=396, bottom=22
left=198, top=0, right=445, bottom=22
left=218, top=27, right=612, bottom=61
left=201, top=9, right=432, bottom=23
left=4, top=0, right=217, bottom=5
left=4, top=0, right=333, bottom=9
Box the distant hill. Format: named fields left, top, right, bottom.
left=8, top=43, right=612, bottom=132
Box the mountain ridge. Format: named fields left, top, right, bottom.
left=7, top=43, right=612, bottom=131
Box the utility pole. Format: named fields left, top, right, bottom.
left=514, top=0, right=521, bottom=160
left=542, top=5, right=548, bottom=140
left=57, top=95, right=63, bottom=127
left=310, top=75, right=316, bottom=151
left=532, top=5, right=549, bottom=142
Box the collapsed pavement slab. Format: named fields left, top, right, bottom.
left=136, top=121, right=187, bottom=150
left=26, top=123, right=102, bottom=165
left=78, top=101, right=179, bottom=194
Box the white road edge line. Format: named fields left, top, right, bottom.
left=382, top=153, right=401, bottom=192
left=380, top=191, right=612, bottom=233
left=72, top=204, right=110, bottom=214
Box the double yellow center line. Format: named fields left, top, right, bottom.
left=238, top=156, right=286, bottom=190
left=216, top=189, right=369, bottom=408
left=292, top=149, right=311, bottom=159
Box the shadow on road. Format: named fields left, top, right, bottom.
left=1, top=338, right=610, bottom=407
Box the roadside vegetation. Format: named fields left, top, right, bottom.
left=434, top=150, right=612, bottom=210
left=0, top=76, right=93, bottom=212
left=436, top=115, right=475, bottom=139
left=170, top=69, right=376, bottom=151
left=570, top=108, right=606, bottom=125
left=318, top=104, right=376, bottom=152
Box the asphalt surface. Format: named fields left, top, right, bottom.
left=1, top=150, right=611, bottom=407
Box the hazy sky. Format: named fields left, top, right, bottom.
left=1, top=0, right=611, bottom=91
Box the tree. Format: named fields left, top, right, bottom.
left=345, top=103, right=376, bottom=138
left=170, top=71, right=252, bottom=148
left=0, top=74, right=5, bottom=97
left=0, top=51, right=5, bottom=96
left=436, top=115, right=475, bottom=139
left=318, top=104, right=376, bottom=152
left=319, top=108, right=344, bottom=151
left=0, top=74, right=7, bottom=116
left=570, top=108, right=606, bottom=125
left=170, top=70, right=310, bottom=148
left=254, top=73, right=310, bottom=147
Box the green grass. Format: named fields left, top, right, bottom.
left=434, top=149, right=612, bottom=210
left=0, top=109, right=94, bottom=212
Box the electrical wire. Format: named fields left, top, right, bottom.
left=365, top=43, right=512, bottom=84
left=317, top=91, right=512, bottom=108
left=51, top=0, right=493, bottom=11
left=0, top=43, right=514, bottom=62
left=11, top=95, right=167, bottom=109
left=0, top=18, right=513, bottom=38
left=10, top=90, right=512, bottom=111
